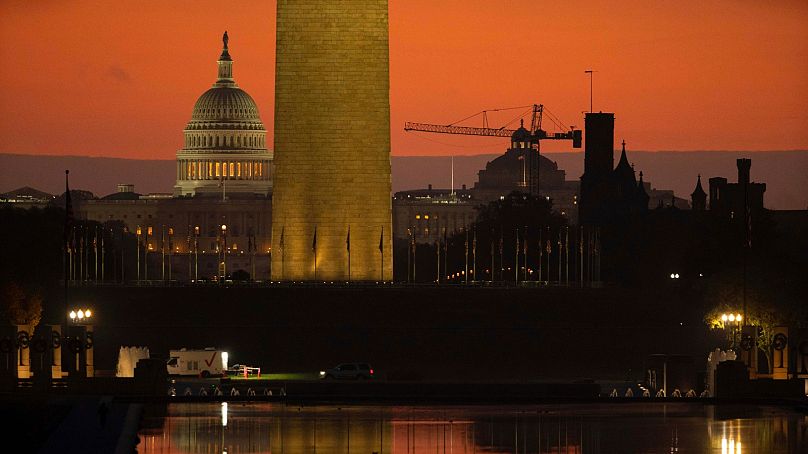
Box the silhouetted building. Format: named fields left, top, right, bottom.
left=578, top=111, right=649, bottom=226
left=691, top=175, right=707, bottom=211
left=708, top=158, right=766, bottom=215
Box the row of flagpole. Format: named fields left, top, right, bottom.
left=277, top=225, right=387, bottom=282
left=405, top=224, right=601, bottom=285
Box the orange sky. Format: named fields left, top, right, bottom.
left=1, top=0, right=806, bottom=159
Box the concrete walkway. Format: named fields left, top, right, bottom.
left=37, top=398, right=142, bottom=454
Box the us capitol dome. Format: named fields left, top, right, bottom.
left=174, top=32, right=273, bottom=197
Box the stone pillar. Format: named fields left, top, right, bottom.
left=15, top=325, right=32, bottom=380
left=49, top=325, right=63, bottom=380
left=772, top=326, right=789, bottom=380
left=272, top=0, right=392, bottom=281
left=84, top=325, right=94, bottom=378
left=740, top=325, right=758, bottom=379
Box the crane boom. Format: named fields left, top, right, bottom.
left=404, top=122, right=581, bottom=143
left=404, top=122, right=514, bottom=138
left=404, top=103, right=582, bottom=197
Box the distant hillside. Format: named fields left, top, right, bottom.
left=1, top=151, right=806, bottom=209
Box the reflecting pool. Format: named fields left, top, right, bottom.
left=138, top=402, right=807, bottom=453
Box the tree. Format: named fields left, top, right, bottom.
left=703, top=262, right=807, bottom=373
left=1, top=282, right=43, bottom=328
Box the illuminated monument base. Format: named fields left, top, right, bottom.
left=271, top=0, right=393, bottom=281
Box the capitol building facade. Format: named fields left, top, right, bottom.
left=174, top=34, right=272, bottom=197
left=81, top=34, right=273, bottom=281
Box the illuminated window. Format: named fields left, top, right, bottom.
left=237, top=162, right=241, bottom=177
left=415, top=215, right=421, bottom=220
left=229, top=162, right=234, bottom=177
left=215, top=162, right=220, bottom=177
left=424, top=215, right=429, bottom=220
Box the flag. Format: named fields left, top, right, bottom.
left=346, top=226, right=351, bottom=252
left=312, top=226, right=317, bottom=252
left=379, top=226, right=384, bottom=252
left=546, top=239, right=552, bottom=254
left=523, top=227, right=528, bottom=256
left=63, top=170, right=73, bottom=245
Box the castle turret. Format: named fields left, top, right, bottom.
left=690, top=174, right=707, bottom=211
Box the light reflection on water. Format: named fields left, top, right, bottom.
left=138, top=402, right=806, bottom=453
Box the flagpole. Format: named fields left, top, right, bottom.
left=435, top=239, right=440, bottom=284
left=101, top=227, right=105, bottom=282
left=161, top=225, right=166, bottom=281
left=64, top=170, right=71, bottom=327
left=464, top=228, right=469, bottom=285
left=411, top=233, right=416, bottom=283
left=565, top=226, right=569, bottom=285
left=136, top=227, right=141, bottom=283
left=280, top=227, right=285, bottom=282
left=406, top=228, right=411, bottom=283
left=498, top=227, right=503, bottom=282
left=558, top=228, right=564, bottom=284
left=523, top=226, right=528, bottom=282
left=313, top=226, right=317, bottom=282
left=490, top=228, right=494, bottom=283
left=380, top=226, right=384, bottom=282
left=537, top=226, right=544, bottom=282
left=514, top=227, right=519, bottom=284
left=94, top=226, right=98, bottom=283
left=472, top=226, right=476, bottom=283
left=442, top=228, right=447, bottom=283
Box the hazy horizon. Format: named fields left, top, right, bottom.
left=3, top=150, right=806, bottom=210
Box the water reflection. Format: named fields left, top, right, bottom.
left=138, top=403, right=806, bottom=453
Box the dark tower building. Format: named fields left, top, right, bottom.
left=708, top=159, right=766, bottom=215
left=691, top=175, right=707, bottom=211
left=637, top=171, right=650, bottom=210
left=579, top=112, right=615, bottom=225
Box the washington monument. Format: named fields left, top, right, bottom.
left=271, top=0, right=393, bottom=281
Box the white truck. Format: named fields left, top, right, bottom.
left=167, top=348, right=228, bottom=378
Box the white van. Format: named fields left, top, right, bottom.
left=167, top=348, right=228, bottom=378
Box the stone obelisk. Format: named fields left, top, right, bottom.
left=272, top=0, right=392, bottom=281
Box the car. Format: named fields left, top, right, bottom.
left=319, top=363, right=374, bottom=380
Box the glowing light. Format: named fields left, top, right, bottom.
left=728, top=314, right=735, bottom=322
left=221, top=351, right=228, bottom=370
left=221, top=402, right=228, bottom=427
left=77, top=310, right=84, bottom=319
left=69, top=311, right=76, bottom=320
left=736, top=314, right=742, bottom=322
left=721, top=314, right=728, bottom=322
left=84, top=309, right=92, bottom=318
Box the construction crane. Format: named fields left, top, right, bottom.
left=405, top=104, right=582, bottom=196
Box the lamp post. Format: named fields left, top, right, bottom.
left=720, top=312, right=743, bottom=349
left=221, top=224, right=227, bottom=282
left=194, top=226, right=200, bottom=282
left=68, top=308, right=94, bottom=377
left=136, top=226, right=141, bottom=283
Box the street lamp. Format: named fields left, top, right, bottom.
left=69, top=308, right=93, bottom=324
left=221, top=224, right=228, bottom=281
left=720, top=312, right=743, bottom=349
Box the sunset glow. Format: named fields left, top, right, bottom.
left=0, top=0, right=806, bottom=158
